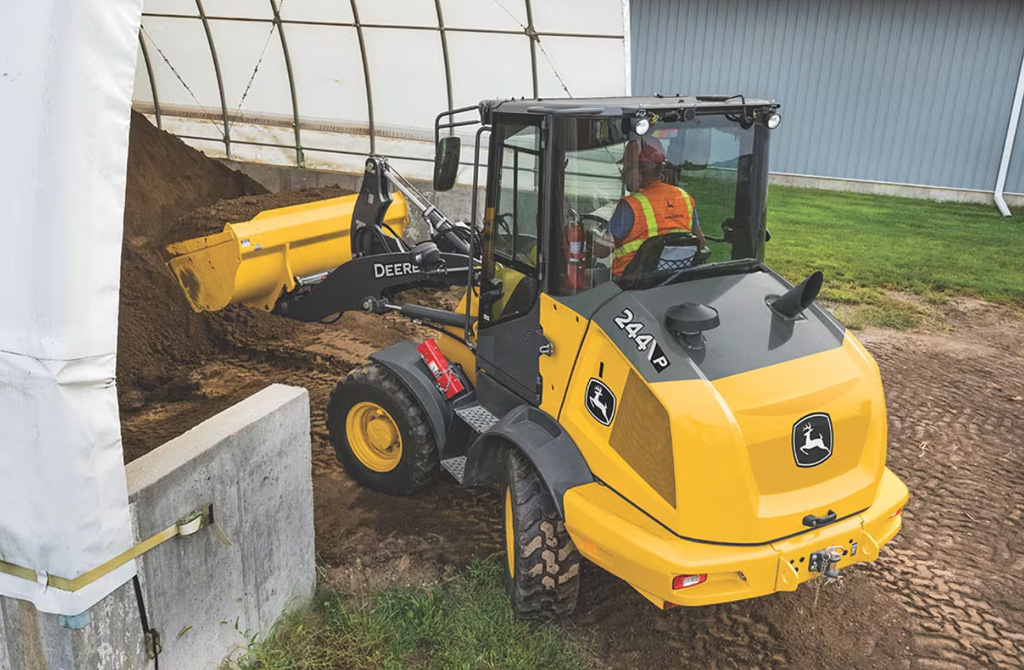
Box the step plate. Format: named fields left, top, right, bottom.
left=455, top=404, right=499, bottom=434
left=441, top=456, right=467, bottom=484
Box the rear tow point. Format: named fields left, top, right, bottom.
left=808, top=546, right=844, bottom=579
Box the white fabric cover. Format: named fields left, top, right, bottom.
left=0, top=0, right=143, bottom=614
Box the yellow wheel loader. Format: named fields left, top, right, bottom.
left=166, top=96, right=908, bottom=617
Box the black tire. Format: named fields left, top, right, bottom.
left=327, top=362, right=439, bottom=495
left=501, top=447, right=581, bottom=619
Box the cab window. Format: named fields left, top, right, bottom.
left=485, top=122, right=541, bottom=324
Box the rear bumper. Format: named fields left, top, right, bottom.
left=563, top=467, right=908, bottom=608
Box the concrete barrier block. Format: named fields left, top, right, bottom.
left=126, top=383, right=314, bottom=669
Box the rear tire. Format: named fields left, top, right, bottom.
left=327, top=362, right=439, bottom=495
left=502, top=447, right=581, bottom=619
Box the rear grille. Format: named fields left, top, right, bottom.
left=609, top=370, right=676, bottom=506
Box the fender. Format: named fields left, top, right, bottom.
left=369, top=341, right=451, bottom=446
left=463, top=405, right=594, bottom=518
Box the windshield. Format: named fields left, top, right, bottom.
left=552, top=114, right=769, bottom=295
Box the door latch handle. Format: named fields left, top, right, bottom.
left=534, top=330, right=554, bottom=356
left=802, top=509, right=837, bottom=528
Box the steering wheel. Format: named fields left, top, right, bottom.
left=495, top=212, right=514, bottom=238
left=577, top=213, right=609, bottom=235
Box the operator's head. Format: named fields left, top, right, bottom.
left=621, top=137, right=667, bottom=192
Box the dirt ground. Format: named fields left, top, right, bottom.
left=121, top=295, right=1024, bottom=669
left=118, top=117, right=1024, bottom=669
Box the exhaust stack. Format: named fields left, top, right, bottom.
left=767, top=271, right=823, bottom=319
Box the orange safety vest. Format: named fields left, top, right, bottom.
left=612, top=181, right=696, bottom=276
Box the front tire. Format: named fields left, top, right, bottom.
left=502, top=448, right=581, bottom=619
left=327, top=362, right=439, bottom=495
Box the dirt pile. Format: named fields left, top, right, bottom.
left=117, top=112, right=353, bottom=408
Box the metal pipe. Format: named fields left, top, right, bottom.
left=524, top=0, right=539, bottom=98
left=433, top=0, right=455, bottom=121
left=349, top=0, right=376, bottom=154
left=195, top=0, right=231, bottom=157
left=995, top=45, right=1024, bottom=217
left=138, top=30, right=162, bottom=129
left=269, top=0, right=303, bottom=166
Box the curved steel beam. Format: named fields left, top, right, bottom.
left=523, top=0, right=539, bottom=97
left=349, top=0, right=376, bottom=154
left=138, top=30, right=162, bottom=129
left=269, top=0, right=303, bottom=166
left=195, top=0, right=231, bottom=157
left=433, top=0, right=455, bottom=120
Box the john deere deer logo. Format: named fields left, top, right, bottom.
left=585, top=378, right=616, bottom=426
left=792, top=413, right=833, bottom=467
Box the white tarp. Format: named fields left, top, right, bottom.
left=132, top=0, right=631, bottom=182
left=0, top=1, right=143, bottom=614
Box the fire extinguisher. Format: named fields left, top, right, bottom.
left=565, top=217, right=585, bottom=292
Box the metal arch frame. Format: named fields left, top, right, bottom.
left=524, top=0, right=540, bottom=98
left=138, top=30, right=162, bottom=129
left=349, top=0, right=376, bottom=155
left=137, top=9, right=625, bottom=157
left=433, top=0, right=455, bottom=122
left=195, top=0, right=232, bottom=158
left=269, top=0, right=303, bottom=166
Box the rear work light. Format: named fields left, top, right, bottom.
left=672, top=574, right=707, bottom=590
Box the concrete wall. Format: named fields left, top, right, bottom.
left=0, top=384, right=315, bottom=670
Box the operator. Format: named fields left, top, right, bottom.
left=606, top=137, right=706, bottom=277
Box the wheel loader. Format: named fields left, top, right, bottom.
left=166, top=96, right=908, bottom=617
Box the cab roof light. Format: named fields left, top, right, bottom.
left=672, top=574, right=707, bottom=590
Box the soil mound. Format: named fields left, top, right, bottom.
left=117, top=112, right=349, bottom=408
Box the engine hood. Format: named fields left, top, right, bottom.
left=557, top=269, right=887, bottom=544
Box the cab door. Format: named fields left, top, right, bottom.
left=476, top=120, right=545, bottom=404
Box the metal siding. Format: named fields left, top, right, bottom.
left=632, top=0, right=1024, bottom=194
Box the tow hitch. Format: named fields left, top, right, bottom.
left=808, top=546, right=844, bottom=579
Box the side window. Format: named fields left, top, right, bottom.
left=487, top=124, right=541, bottom=324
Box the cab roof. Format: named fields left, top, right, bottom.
left=480, top=95, right=778, bottom=119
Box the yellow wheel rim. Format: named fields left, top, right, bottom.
left=346, top=402, right=403, bottom=473
left=505, top=486, right=515, bottom=578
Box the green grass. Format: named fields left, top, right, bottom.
left=682, top=172, right=1024, bottom=328
left=225, top=560, right=593, bottom=670
left=766, top=186, right=1024, bottom=305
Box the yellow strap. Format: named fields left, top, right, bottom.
left=0, top=504, right=230, bottom=593
left=613, top=237, right=646, bottom=258
left=633, top=192, right=659, bottom=237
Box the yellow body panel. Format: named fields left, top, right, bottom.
left=165, top=192, right=409, bottom=312
left=564, top=467, right=907, bottom=607
left=537, top=295, right=589, bottom=417
left=559, top=322, right=888, bottom=544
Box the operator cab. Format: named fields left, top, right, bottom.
left=435, top=96, right=778, bottom=324
left=433, top=96, right=780, bottom=403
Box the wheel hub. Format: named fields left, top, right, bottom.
left=346, top=402, right=403, bottom=472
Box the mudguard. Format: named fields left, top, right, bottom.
left=369, top=341, right=452, bottom=446
left=464, top=405, right=594, bottom=518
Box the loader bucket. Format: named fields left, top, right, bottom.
left=165, top=192, right=409, bottom=312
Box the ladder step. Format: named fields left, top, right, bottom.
left=455, top=404, right=499, bottom=433
left=441, top=456, right=467, bottom=484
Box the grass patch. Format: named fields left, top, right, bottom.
left=761, top=186, right=1024, bottom=328
left=226, top=560, right=593, bottom=670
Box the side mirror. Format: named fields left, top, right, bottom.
left=433, top=136, right=460, bottom=192
left=410, top=241, right=441, bottom=269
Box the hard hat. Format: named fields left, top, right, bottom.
left=619, top=137, right=667, bottom=165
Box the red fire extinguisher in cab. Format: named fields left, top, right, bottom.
left=565, top=216, right=585, bottom=292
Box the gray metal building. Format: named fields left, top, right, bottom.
left=631, top=0, right=1024, bottom=206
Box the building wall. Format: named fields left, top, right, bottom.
left=631, top=0, right=1024, bottom=195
